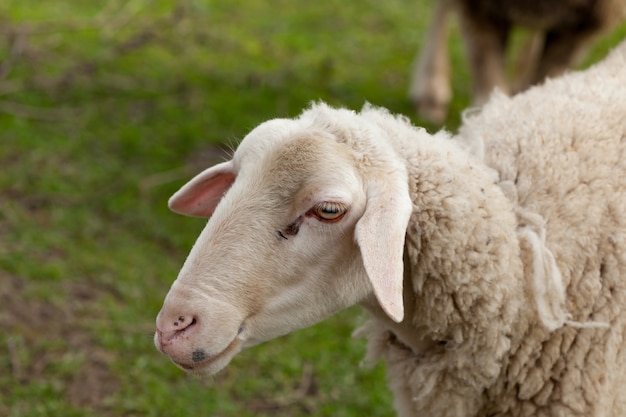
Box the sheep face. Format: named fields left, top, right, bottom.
left=154, top=111, right=413, bottom=374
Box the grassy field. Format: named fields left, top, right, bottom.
left=1, top=1, right=624, bottom=416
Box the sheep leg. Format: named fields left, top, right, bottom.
left=457, top=5, right=511, bottom=106
left=511, top=30, right=545, bottom=93
left=532, top=27, right=598, bottom=84
left=409, top=0, right=453, bottom=124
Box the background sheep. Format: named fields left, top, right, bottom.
left=155, top=42, right=626, bottom=416
left=410, top=0, right=626, bottom=123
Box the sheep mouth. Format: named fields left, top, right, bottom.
left=175, top=336, right=242, bottom=374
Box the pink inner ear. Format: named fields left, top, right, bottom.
left=169, top=170, right=236, bottom=218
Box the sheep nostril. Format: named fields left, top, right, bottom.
left=178, top=316, right=197, bottom=332
left=158, top=315, right=199, bottom=345
left=171, top=315, right=196, bottom=330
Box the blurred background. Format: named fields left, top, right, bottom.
left=1, top=1, right=624, bottom=416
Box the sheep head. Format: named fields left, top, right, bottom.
left=155, top=104, right=413, bottom=374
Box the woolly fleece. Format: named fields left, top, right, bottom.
left=360, top=41, right=626, bottom=417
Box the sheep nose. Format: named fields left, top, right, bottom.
left=156, top=314, right=198, bottom=347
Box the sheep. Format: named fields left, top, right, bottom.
left=155, top=41, right=626, bottom=417
left=409, top=0, right=626, bottom=123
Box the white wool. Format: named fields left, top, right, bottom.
left=517, top=225, right=568, bottom=331
left=517, top=205, right=609, bottom=330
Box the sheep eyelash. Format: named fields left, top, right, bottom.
left=276, top=202, right=347, bottom=240
left=308, top=202, right=348, bottom=222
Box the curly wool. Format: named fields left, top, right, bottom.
left=359, top=41, right=626, bottom=417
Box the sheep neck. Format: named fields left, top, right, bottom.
left=360, top=135, right=530, bottom=386
left=360, top=267, right=435, bottom=354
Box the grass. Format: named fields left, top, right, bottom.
left=0, top=1, right=624, bottom=416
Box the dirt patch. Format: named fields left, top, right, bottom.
left=0, top=272, right=119, bottom=412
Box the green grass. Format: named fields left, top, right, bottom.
left=0, top=1, right=624, bottom=416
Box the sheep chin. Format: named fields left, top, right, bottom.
left=172, top=336, right=243, bottom=375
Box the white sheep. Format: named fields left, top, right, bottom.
left=410, top=0, right=626, bottom=123
left=155, top=41, right=626, bottom=416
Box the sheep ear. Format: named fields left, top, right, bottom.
left=168, top=160, right=236, bottom=218
left=355, top=180, right=413, bottom=323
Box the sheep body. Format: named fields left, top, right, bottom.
left=410, top=0, right=626, bottom=123
left=369, top=40, right=626, bottom=417
left=156, top=42, right=626, bottom=416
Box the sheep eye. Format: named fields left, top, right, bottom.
left=312, top=202, right=347, bottom=221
